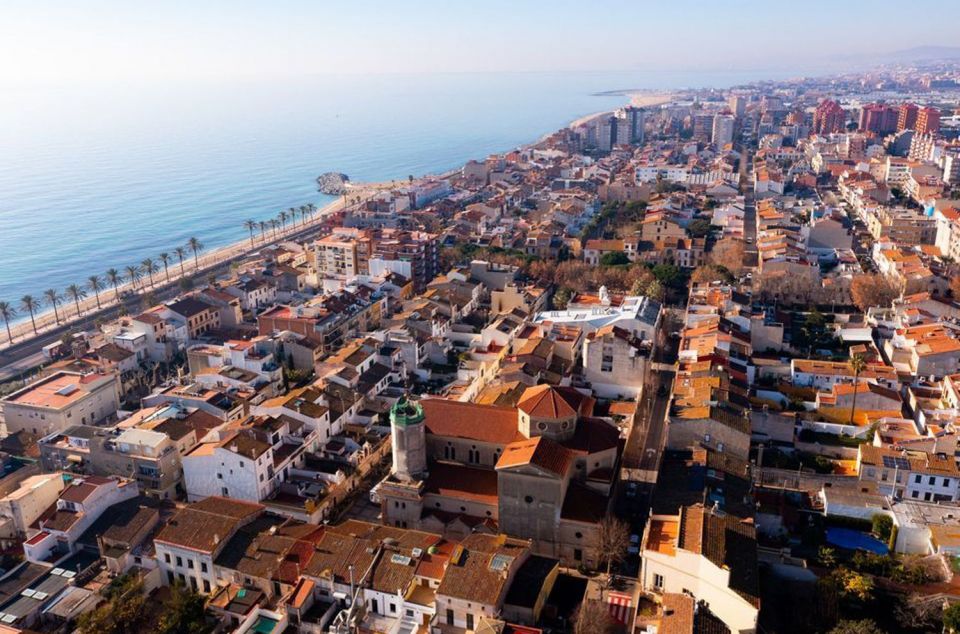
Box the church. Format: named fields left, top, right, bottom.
left=377, top=385, right=622, bottom=568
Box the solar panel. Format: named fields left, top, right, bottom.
left=896, top=457, right=910, bottom=470
left=21, top=589, right=35, bottom=598
left=61, top=571, right=76, bottom=579
left=390, top=554, right=412, bottom=566
left=33, top=592, right=48, bottom=600
left=489, top=553, right=514, bottom=572
left=881, top=455, right=896, bottom=469
left=0, top=614, right=14, bottom=624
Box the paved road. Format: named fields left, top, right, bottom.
left=0, top=193, right=385, bottom=384
left=742, top=190, right=759, bottom=269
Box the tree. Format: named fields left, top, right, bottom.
left=599, top=251, right=630, bottom=267
left=174, top=247, right=187, bottom=276
left=573, top=599, right=619, bottom=634
left=43, top=288, right=63, bottom=325
left=141, top=258, right=158, bottom=287
left=258, top=221, right=268, bottom=241
left=87, top=275, right=104, bottom=309
left=65, top=284, right=87, bottom=317
left=708, top=237, right=745, bottom=275
left=77, top=574, right=148, bottom=634
left=849, top=353, right=867, bottom=425
left=186, top=237, right=203, bottom=269
left=651, top=263, right=683, bottom=288
left=106, top=268, right=123, bottom=300
left=553, top=287, right=572, bottom=310
left=278, top=209, right=289, bottom=231
left=243, top=219, right=257, bottom=246
left=597, top=516, right=630, bottom=575
left=850, top=274, right=900, bottom=312
left=124, top=265, right=142, bottom=292
left=158, top=252, right=172, bottom=283
left=153, top=582, right=212, bottom=634
left=944, top=601, right=960, bottom=633
left=828, top=619, right=884, bottom=634
left=691, top=264, right=733, bottom=284
left=20, top=295, right=38, bottom=334
left=835, top=568, right=874, bottom=602
left=0, top=301, right=16, bottom=343
left=687, top=217, right=712, bottom=238
left=818, top=546, right=837, bottom=568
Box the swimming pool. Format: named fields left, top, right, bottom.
left=825, top=527, right=889, bottom=554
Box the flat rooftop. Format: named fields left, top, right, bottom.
left=4, top=372, right=101, bottom=409
left=646, top=519, right=678, bottom=557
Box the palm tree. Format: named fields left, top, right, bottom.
left=243, top=219, right=258, bottom=247
left=258, top=221, right=268, bottom=241
left=270, top=219, right=279, bottom=238
left=849, top=353, right=867, bottom=425
left=43, top=289, right=63, bottom=325
left=87, top=275, right=104, bottom=309
left=20, top=295, right=38, bottom=334
left=306, top=203, right=316, bottom=222
left=65, top=284, right=87, bottom=318
left=0, top=301, right=16, bottom=343
left=124, top=265, right=142, bottom=291
left=141, top=258, right=158, bottom=287
left=186, top=237, right=203, bottom=269
left=174, top=247, right=187, bottom=276
left=278, top=210, right=289, bottom=232
left=106, top=268, right=123, bottom=301
left=159, top=252, right=172, bottom=283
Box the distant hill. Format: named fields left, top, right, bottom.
left=837, top=46, right=960, bottom=66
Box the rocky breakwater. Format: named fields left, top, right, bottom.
left=316, top=172, right=350, bottom=195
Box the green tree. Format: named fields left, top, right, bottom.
left=243, top=219, right=257, bottom=246
left=77, top=574, right=148, bottom=634
left=849, top=353, right=867, bottom=425
left=124, top=265, right=142, bottom=291
left=65, top=283, right=87, bottom=317
left=599, top=251, right=630, bottom=267
left=687, top=217, right=712, bottom=238
left=944, top=602, right=960, bottom=632
left=87, top=274, right=105, bottom=309
left=141, top=258, right=158, bottom=287
left=553, top=287, right=572, bottom=310
left=153, top=582, right=212, bottom=634
left=174, top=247, right=187, bottom=276
left=871, top=514, right=893, bottom=542
left=158, top=252, right=172, bottom=283
left=20, top=295, right=40, bottom=334
left=652, top=263, right=683, bottom=288
left=828, top=619, right=884, bottom=634
left=186, top=237, right=203, bottom=269
left=0, top=301, right=16, bottom=342
left=106, top=268, right=124, bottom=300
left=43, top=288, right=63, bottom=325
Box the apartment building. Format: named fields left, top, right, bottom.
left=1, top=371, right=121, bottom=436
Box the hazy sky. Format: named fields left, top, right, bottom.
left=2, top=0, right=957, bottom=83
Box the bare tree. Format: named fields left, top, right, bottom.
left=574, top=598, right=620, bottom=634
left=598, top=516, right=630, bottom=575
left=708, top=236, right=745, bottom=275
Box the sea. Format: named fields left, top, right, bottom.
left=0, top=70, right=792, bottom=322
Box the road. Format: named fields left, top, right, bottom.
left=0, top=184, right=393, bottom=384
left=742, top=190, right=759, bottom=269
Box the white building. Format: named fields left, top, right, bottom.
left=712, top=113, right=735, bottom=148
left=582, top=325, right=650, bottom=399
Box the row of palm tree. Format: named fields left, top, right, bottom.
left=242, top=204, right=318, bottom=248
left=0, top=237, right=205, bottom=342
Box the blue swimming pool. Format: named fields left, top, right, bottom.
left=826, top=527, right=889, bottom=554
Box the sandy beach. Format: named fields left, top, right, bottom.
left=0, top=180, right=396, bottom=350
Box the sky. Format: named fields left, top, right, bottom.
left=1, top=0, right=958, bottom=84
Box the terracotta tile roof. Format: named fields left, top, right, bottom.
left=517, top=385, right=577, bottom=419
left=679, top=504, right=758, bottom=606
left=421, top=399, right=523, bottom=445
left=496, top=436, right=571, bottom=477
left=155, top=497, right=263, bottom=553
left=423, top=462, right=500, bottom=505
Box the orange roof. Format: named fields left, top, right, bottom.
left=517, top=385, right=576, bottom=419
left=421, top=399, right=523, bottom=445
left=496, top=436, right=571, bottom=477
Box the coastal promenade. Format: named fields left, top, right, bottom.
left=0, top=180, right=396, bottom=360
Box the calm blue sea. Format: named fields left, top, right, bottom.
left=0, top=70, right=787, bottom=322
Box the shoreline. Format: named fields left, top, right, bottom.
left=1, top=90, right=673, bottom=350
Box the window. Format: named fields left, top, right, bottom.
left=176, top=556, right=183, bottom=568
left=574, top=548, right=583, bottom=561
left=167, top=571, right=175, bottom=584
left=221, top=487, right=229, bottom=496
left=446, top=609, right=454, bottom=626
left=915, top=475, right=922, bottom=484
left=524, top=495, right=534, bottom=504
left=466, top=614, right=474, bottom=631
left=930, top=477, right=937, bottom=486
left=201, top=562, right=208, bottom=573
left=653, top=573, right=664, bottom=590
left=945, top=478, right=952, bottom=488
left=202, top=579, right=210, bottom=593
left=912, top=490, right=919, bottom=498
left=390, top=603, right=397, bottom=614
left=187, top=559, right=194, bottom=569
left=164, top=553, right=171, bottom=564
